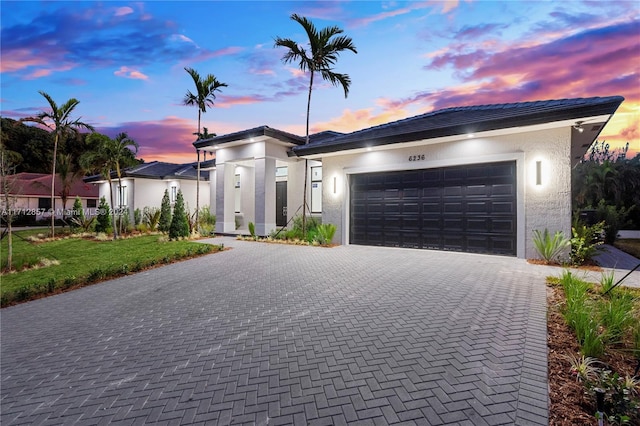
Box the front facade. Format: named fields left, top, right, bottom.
left=84, top=162, right=210, bottom=219
left=197, top=96, right=623, bottom=259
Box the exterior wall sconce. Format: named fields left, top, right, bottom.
left=535, top=161, right=542, bottom=186
left=333, top=177, right=337, bottom=194
left=573, top=121, right=584, bottom=133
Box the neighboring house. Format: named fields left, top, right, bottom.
left=84, top=161, right=210, bottom=219
left=0, top=173, right=99, bottom=222
left=195, top=96, right=624, bottom=259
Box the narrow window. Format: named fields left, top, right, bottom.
left=311, top=166, right=322, bottom=213
left=38, top=197, right=52, bottom=211
left=234, top=174, right=241, bottom=213
left=87, top=199, right=97, bottom=208
left=170, top=186, right=177, bottom=204
left=117, top=185, right=128, bottom=207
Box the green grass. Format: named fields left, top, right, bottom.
left=1, top=229, right=221, bottom=306
left=614, top=238, right=640, bottom=259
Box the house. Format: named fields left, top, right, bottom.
left=1, top=173, right=99, bottom=222
left=195, top=96, right=624, bottom=258
left=84, top=161, right=210, bottom=219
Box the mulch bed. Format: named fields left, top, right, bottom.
left=547, top=284, right=640, bottom=425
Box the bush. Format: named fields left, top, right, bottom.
left=95, top=196, right=111, bottom=233
left=570, top=220, right=604, bottom=265
left=134, top=208, right=142, bottom=226
left=595, top=200, right=632, bottom=244
left=143, top=207, right=161, bottom=231
left=169, top=190, right=189, bottom=239
left=314, top=223, right=337, bottom=245
left=198, top=206, right=216, bottom=236
left=70, top=197, right=84, bottom=231
left=248, top=222, right=256, bottom=239
left=532, top=229, right=570, bottom=263
left=158, top=189, right=172, bottom=233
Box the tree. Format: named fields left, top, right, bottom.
left=169, top=189, right=189, bottom=239
left=159, top=189, right=172, bottom=233
left=95, top=196, right=111, bottom=234
left=57, top=153, right=83, bottom=223
left=0, top=147, right=21, bottom=272
left=81, top=132, right=138, bottom=239
left=20, top=91, right=94, bottom=237
left=183, top=67, right=227, bottom=229
left=274, top=14, right=357, bottom=236
left=70, top=196, right=84, bottom=231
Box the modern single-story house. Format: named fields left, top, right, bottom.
left=1, top=173, right=99, bottom=222
left=84, top=161, right=210, bottom=218
left=195, top=96, right=624, bottom=259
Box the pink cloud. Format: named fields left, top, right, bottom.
left=215, top=95, right=267, bottom=108
left=96, top=117, right=239, bottom=162
left=0, top=49, right=48, bottom=72
left=114, top=6, right=133, bottom=17
left=114, top=66, right=149, bottom=80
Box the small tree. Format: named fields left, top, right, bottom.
left=159, top=189, right=172, bottom=233
left=95, top=196, right=111, bottom=233
left=70, top=196, right=84, bottom=231
left=169, top=190, right=189, bottom=239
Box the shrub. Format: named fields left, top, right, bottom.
left=71, top=197, right=84, bottom=231
left=599, top=292, right=636, bottom=343
left=248, top=222, right=256, bottom=239
left=532, top=229, right=570, bottom=263
left=595, top=200, right=632, bottom=244
left=134, top=208, right=142, bottom=226
left=570, top=220, right=604, bottom=265
left=158, top=189, right=172, bottom=233
left=95, top=196, right=111, bottom=233
left=169, top=190, right=189, bottom=239
left=143, top=207, right=161, bottom=231
left=198, top=206, right=216, bottom=236
left=314, top=223, right=337, bottom=245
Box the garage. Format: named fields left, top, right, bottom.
left=350, top=161, right=517, bottom=256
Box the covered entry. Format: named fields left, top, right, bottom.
left=349, top=161, right=517, bottom=255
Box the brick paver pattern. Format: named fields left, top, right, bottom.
left=1, top=238, right=549, bottom=425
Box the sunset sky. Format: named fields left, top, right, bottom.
left=1, top=1, right=639, bottom=163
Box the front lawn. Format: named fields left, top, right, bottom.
left=1, top=230, right=222, bottom=306
left=614, top=238, right=640, bottom=259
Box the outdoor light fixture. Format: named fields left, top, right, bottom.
left=573, top=121, right=584, bottom=133
left=535, top=161, right=542, bottom=186
left=467, top=133, right=474, bottom=138
left=333, top=177, right=337, bottom=194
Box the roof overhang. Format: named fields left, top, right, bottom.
left=292, top=96, right=624, bottom=159
left=194, top=126, right=304, bottom=152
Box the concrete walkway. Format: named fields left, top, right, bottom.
left=1, top=238, right=557, bottom=425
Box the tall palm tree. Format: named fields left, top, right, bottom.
left=183, top=67, right=227, bottom=229
left=275, top=14, right=357, bottom=236
left=81, top=132, right=138, bottom=239
left=20, top=91, right=94, bottom=237
left=57, top=153, right=82, bottom=223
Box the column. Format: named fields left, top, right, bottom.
left=254, top=157, right=276, bottom=236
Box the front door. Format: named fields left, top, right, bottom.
left=276, top=181, right=287, bottom=227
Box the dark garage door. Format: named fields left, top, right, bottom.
left=350, top=161, right=517, bottom=256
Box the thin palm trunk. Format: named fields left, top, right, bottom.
left=50, top=134, right=58, bottom=237
left=108, top=176, right=118, bottom=240
left=301, top=70, right=315, bottom=237
left=196, top=110, right=201, bottom=231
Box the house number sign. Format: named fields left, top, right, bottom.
left=408, top=154, right=425, bottom=161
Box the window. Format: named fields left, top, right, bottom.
left=87, top=199, right=97, bottom=208
left=311, top=166, right=322, bottom=213
left=235, top=174, right=241, bottom=213
left=117, top=185, right=127, bottom=207
left=170, top=186, right=177, bottom=204
left=276, top=166, right=288, bottom=178
left=38, top=198, right=51, bottom=211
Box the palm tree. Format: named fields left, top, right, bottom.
left=275, top=14, right=357, bottom=236
left=81, top=132, right=138, bottom=239
left=20, top=91, right=94, bottom=237
left=183, top=67, right=227, bottom=229
left=57, top=153, right=83, bottom=223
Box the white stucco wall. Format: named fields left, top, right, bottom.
left=320, top=126, right=572, bottom=259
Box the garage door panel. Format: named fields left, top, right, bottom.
left=350, top=161, right=516, bottom=256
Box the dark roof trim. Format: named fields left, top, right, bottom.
left=84, top=161, right=209, bottom=183
left=194, top=125, right=304, bottom=149
left=292, top=96, right=624, bottom=156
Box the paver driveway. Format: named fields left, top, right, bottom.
left=1, top=237, right=551, bottom=425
